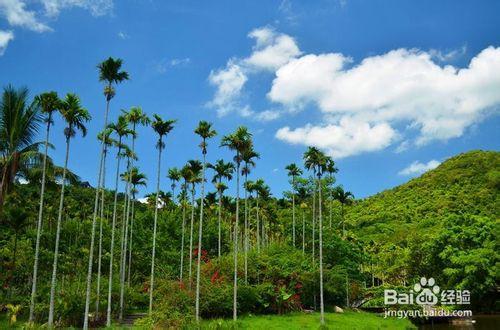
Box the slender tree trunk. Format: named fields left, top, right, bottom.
left=179, top=192, right=187, bottom=280
left=244, top=173, right=248, bottom=284
left=342, top=204, right=345, bottom=237
left=96, top=148, right=108, bottom=319
left=119, top=156, right=132, bottom=321
left=149, top=139, right=163, bottom=314
left=292, top=176, right=296, bottom=247
left=256, top=197, right=260, bottom=253
left=233, top=160, right=240, bottom=321
left=127, top=195, right=135, bottom=285
left=195, top=152, right=207, bottom=321
left=302, top=210, right=305, bottom=254
left=318, top=177, right=325, bottom=325
left=346, top=273, right=349, bottom=307
left=188, top=185, right=196, bottom=287
left=29, top=117, right=51, bottom=322
left=106, top=141, right=123, bottom=327
left=312, top=187, right=316, bottom=263
left=217, top=187, right=222, bottom=258
left=48, top=135, right=71, bottom=328
left=83, top=95, right=111, bottom=330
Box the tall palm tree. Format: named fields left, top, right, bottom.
left=29, top=91, right=60, bottom=322
left=149, top=114, right=175, bottom=314
left=186, top=159, right=202, bottom=286
left=221, top=126, right=252, bottom=321
left=84, top=57, right=128, bottom=330
left=0, top=86, right=42, bottom=209
left=167, top=167, right=181, bottom=200
left=208, top=159, right=234, bottom=257
left=285, top=163, right=302, bottom=247
left=304, top=148, right=320, bottom=263
left=333, top=186, right=354, bottom=236
left=106, top=115, right=134, bottom=326
left=179, top=164, right=192, bottom=280
left=241, top=147, right=259, bottom=283
left=126, top=167, right=147, bottom=284
left=194, top=121, right=217, bottom=321
left=325, top=157, right=337, bottom=228
left=303, top=146, right=327, bottom=325
left=253, top=179, right=265, bottom=252
left=95, top=128, right=116, bottom=319
left=118, top=147, right=137, bottom=320
left=48, top=94, right=91, bottom=327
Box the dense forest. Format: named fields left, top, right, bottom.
left=0, top=57, right=498, bottom=328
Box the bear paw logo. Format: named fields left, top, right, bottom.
left=414, top=277, right=440, bottom=305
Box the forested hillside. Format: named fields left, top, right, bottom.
left=346, top=150, right=499, bottom=309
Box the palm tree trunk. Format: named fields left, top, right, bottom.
left=106, top=142, right=123, bottom=327
left=302, top=210, right=305, bottom=254
left=48, top=135, right=71, bottom=328
left=195, top=152, right=207, bottom=321
left=83, top=96, right=111, bottom=330
left=95, top=148, right=108, bottom=319
left=217, top=188, right=222, bottom=258
left=179, top=194, right=186, bottom=280
left=149, top=139, right=163, bottom=314
left=127, top=196, right=135, bottom=285
left=312, top=187, right=316, bottom=263
left=233, top=161, right=240, bottom=321
left=119, top=157, right=132, bottom=321
left=188, top=186, right=196, bottom=287
left=256, top=197, right=260, bottom=253
left=318, top=177, right=325, bottom=325
left=29, top=117, right=52, bottom=322
left=244, top=173, right=248, bottom=284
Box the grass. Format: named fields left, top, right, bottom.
left=199, top=311, right=416, bottom=329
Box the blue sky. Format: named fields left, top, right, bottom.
left=1, top=0, right=499, bottom=199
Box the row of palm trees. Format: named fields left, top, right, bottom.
left=2, top=56, right=355, bottom=327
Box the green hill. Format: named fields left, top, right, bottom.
left=346, top=150, right=499, bottom=309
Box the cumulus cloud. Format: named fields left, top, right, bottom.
left=0, top=0, right=113, bottom=33
left=255, top=109, right=282, bottom=122
left=398, top=160, right=441, bottom=176
left=0, top=30, right=14, bottom=55
left=270, top=46, right=500, bottom=148
left=208, top=26, right=300, bottom=117
left=276, top=117, right=397, bottom=158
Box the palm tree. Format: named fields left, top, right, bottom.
left=0, top=86, right=43, bottom=209
left=193, top=121, right=217, bottom=321
left=285, top=163, right=302, bottom=247
left=304, top=148, right=320, bottom=263
left=149, top=114, right=175, bottom=315
left=29, top=91, right=60, bottom=322
left=221, top=126, right=252, bottom=321
left=325, top=158, right=337, bottom=228
left=186, top=159, right=202, bottom=286
left=48, top=94, right=91, bottom=327
left=241, top=147, right=259, bottom=283
left=95, top=128, right=116, bottom=319
left=126, top=167, right=147, bottom=284
left=179, top=165, right=192, bottom=280
left=208, top=159, right=234, bottom=257
left=84, top=57, right=128, bottom=330
left=106, top=115, right=134, bottom=326
left=333, top=186, right=354, bottom=236
left=167, top=167, right=181, bottom=200
left=303, top=146, right=327, bottom=325
left=253, top=179, right=265, bottom=252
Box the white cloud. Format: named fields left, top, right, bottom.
left=398, top=160, right=441, bottom=176
left=117, top=31, right=128, bottom=39
left=0, top=0, right=51, bottom=32
left=156, top=57, right=191, bottom=74
left=0, top=0, right=113, bottom=33
left=270, top=47, right=500, bottom=147
left=40, top=0, right=113, bottom=17
left=208, top=26, right=300, bottom=116
left=276, top=117, right=397, bottom=158
left=0, top=30, right=14, bottom=55
left=255, top=109, right=281, bottom=122
left=208, top=60, right=248, bottom=116
left=429, top=45, right=467, bottom=62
